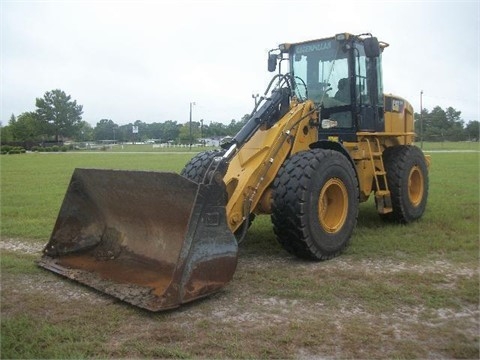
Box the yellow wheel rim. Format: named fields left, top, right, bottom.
left=408, top=165, right=424, bottom=207
left=318, top=178, right=348, bottom=233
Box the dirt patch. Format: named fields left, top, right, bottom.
left=0, top=238, right=44, bottom=255
left=2, top=273, right=112, bottom=305
left=2, top=238, right=479, bottom=358
left=1, top=238, right=113, bottom=318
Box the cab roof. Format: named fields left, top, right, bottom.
left=278, top=33, right=389, bottom=52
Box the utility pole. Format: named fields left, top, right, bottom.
left=420, top=90, right=423, bottom=149
left=189, top=102, right=195, bottom=150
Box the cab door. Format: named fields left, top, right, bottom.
left=355, top=42, right=385, bottom=132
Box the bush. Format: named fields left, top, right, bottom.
left=1, top=145, right=13, bottom=153
left=22, top=145, right=70, bottom=153
left=1, top=145, right=26, bottom=155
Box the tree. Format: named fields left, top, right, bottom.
left=227, top=114, right=250, bottom=135
left=147, top=122, right=163, bottom=140
left=76, top=121, right=94, bottom=141
left=162, top=120, right=180, bottom=142
left=9, top=112, right=42, bottom=141
left=117, top=124, right=132, bottom=142
left=414, top=106, right=466, bottom=141
left=204, top=121, right=228, bottom=137
left=178, top=121, right=201, bottom=144
left=35, top=89, right=83, bottom=141
left=94, top=119, right=117, bottom=140
left=444, top=107, right=464, bottom=141
left=465, top=121, right=479, bottom=141
left=0, top=115, right=14, bottom=143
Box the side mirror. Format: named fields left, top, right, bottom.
left=268, top=54, right=277, bottom=72
left=364, top=37, right=380, bottom=58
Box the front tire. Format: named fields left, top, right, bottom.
left=180, top=150, right=225, bottom=183
left=271, top=149, right=359, bottom=260
left=180, top=149, right=253, bottom=241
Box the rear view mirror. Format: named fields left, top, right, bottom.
left=268, top=54, right=277, bottom=72
left=364, top=37, right=380, bottom=58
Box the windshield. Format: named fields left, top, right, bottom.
left=291, top=39, right=350, bottom=108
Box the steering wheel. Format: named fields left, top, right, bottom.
left=293, top=76, right=308, bottom=101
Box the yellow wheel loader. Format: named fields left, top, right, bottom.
left=38, top=33, right=430, bottom=311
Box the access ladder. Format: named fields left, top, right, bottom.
left=363, top=137, right=392, bottom=214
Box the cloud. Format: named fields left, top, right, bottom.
left=2, top=0, right=478, bottom=125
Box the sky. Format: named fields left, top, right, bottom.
left=1, top=0, right=479, bottom=127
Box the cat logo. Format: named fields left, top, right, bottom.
left=392, top=99, right=404, bottom=113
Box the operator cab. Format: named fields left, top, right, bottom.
left=269, top=33, right=388, bottom=142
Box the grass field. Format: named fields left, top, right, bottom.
left=1, top=144, right=479, bottom=359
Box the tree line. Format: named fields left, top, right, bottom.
left=1, top=89, right=478, bottom=146
left=90, top=117, right=250, bottom=144
left=1, top=89, right=250, bottom=145
left=414, top=106, right=478, bottom=142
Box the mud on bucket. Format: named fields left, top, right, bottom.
left=38, top=168, right=238, bottom=311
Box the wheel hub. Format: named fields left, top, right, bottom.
left=408, top=165, right=424, bottom=207
left=318, top=178, right=348, bottom=233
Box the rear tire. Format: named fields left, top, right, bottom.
left=381, top=145, right=429, bottom=223
left=271, top=149, right=359, bottom=260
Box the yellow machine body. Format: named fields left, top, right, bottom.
left=222, top=93, right=428, bottom=231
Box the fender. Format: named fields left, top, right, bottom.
left=309, top=140, right=359, bottom=181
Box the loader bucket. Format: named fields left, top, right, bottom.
left=38, top=168, right=238, bottom=311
